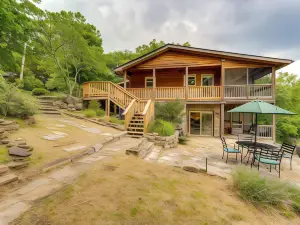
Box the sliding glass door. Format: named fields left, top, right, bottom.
left=189, top=111, right=213, bottom=136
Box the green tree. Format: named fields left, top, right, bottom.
left=35, top=11, right=109, bottom=95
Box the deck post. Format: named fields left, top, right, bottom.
left=221, top=60, right=225, bottom=100
left=220, top=103, right=224, bottom=136
left=114, top=104, right=117, bottom=115
left=185, top=67, right=189, bottom=99
left=124, top=71, right=127, bottom=89
left=153, top=68, right=156, bottom=99
left=272, top=67, right=276, bottom=100
left=272, top=114, right=276, bottom=142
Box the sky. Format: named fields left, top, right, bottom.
left=39, top=0, right=300, bottom=75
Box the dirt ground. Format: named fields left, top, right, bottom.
left=2, top=114, right=121, bottom=177
left=12, top=154, right=300, bottom=225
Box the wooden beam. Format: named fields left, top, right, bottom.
left=153, top=68, right=156, bottom=99
left=220, top=104, right=224, bottom=137
left=185, top=67, right=189, bottom=99
left=272, top=114, right=276, bottom=142
left=221, top=60, right=225, bottom=100
left=272, top=66, right=276, bottom=100
left=114, top=104, right=117, bottom=115
left=124, top=71, right=127, bottom=89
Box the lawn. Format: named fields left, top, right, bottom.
left=13, top=154, right=300, bottom=225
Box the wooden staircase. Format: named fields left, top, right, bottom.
left=83, top=82, right=155, bottom=137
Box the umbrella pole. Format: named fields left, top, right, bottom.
left=255, top=113, right=258, bottom=144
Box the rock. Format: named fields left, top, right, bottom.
left=7, top=161, right=29, bottom=169
left=64, top=96, right=73, bottom=104
left=92, top=144, right=103, bottom=152
left=0, top=120, right=14, bottom=125
left=8, top=146, right=32, bottom=157
left=74, top=103, right=83, bottom=110
left=17, top=144, right=30, bottom=149
left=25, top=116, right=36, bottom=125
left=1, top=124, right=19, bottom=131
left=182, top=160, right=203, bottom=173
left=1, top=139, right=10, bottom=144
left=0, top=131, right=8, bottom=140
left=0, top=165, right=9, bottom=175
left=0, top=128, right=5, bottom=133
left=15, top=141, right=27, bottom=145
left=0, top=173, right=18, bottom=186
left=0, top=119, right=5, bottom=123
left=67, top=103, right=75, bottom=110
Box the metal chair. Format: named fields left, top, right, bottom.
left=280, top=143, right=296, bottom=170
left=220, top=137, right=241, bottom=163
left=253, top=149, right=283, bottom=178
left=237, top=134, right=254, bottom=163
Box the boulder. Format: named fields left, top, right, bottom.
left=17, top=144, right=31, bottom=149
left=74, top=103, right=83, bottom=110
left=0, top=131, right=8, bottom=140
left=64, top=96, right=73, bottom=104
left=0, top=119, right=5, bottom=123
left=1, top=140, right=10, bottom=144
left=1, top=124, right=19, bottom=131
left=0, top=120, right=14, bottom=125
left=0, top=165, right=9, bottom=175
left=8, top=146, right=32, bottom=157
left=67, top=103, right=75, bottom=109
left=25, top=116, right=36, bottom=125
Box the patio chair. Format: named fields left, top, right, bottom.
left=220, top=137, right=241, bottom=163
left=253, top=149, right=283, bottom=178
left=280, top=143, right=297, bottom=170
left=237, top=134, right=254, bottom=163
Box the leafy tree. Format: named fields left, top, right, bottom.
left=0, top=0, right=42, bottom=71
left=35, top=11, right=109, bottom=95
left=155, top=100, right=185, bottom=125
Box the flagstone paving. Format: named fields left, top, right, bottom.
left=0, top=136, right=136, bottom=225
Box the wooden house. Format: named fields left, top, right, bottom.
left=83, top=44, right=293, bottom=139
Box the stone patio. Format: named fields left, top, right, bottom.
left=154, top=136, right=300, bottom=183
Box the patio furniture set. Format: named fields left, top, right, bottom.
left=220, top=134, right=296, bottom=178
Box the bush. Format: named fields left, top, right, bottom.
left=32, top=88, right=50, bottom=96
left=0, top=77, right=37, bottom=118
left=88, top=100, right=101, bottom=110
left=84, top=109, right=97, bottom=118
left=178, top=136, right=188, bottom=145
left=155, top=100, right=184, bottom=125
left=232, top=167, right=300, bottom=213
left=148, top=119, right=175, bottom=136
left=95, top=108, right=105, bottom=117
left=109, top=116, right=124, bottom=125
left=24, top=75, right=44, bottom=91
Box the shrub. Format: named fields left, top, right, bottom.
left=32, top=88, right=50, bottom=96
left=88, top=100, right=101, bottom=110
left=109, top=116, right=124, bottom=125
left=0, top=77, right=37, bottom=118
left=155, top=100, right=184, bottom=125
left=232, top=167, right=300, bottom=213
left=148, top=119, right=175, bottom=136
left=95, top=108, right=105, bottom=117
left=84, top=109, right=97, bottom=118
left=24, top=75, right=44, bottom=91
left=178, top=136, right=188, bottom=145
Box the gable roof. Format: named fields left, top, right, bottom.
left=114, top=44, right=293, bottom=73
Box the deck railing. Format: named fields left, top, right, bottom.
left=142, top=99, right=155, bottom=132
left=224, top=84, right=273, bottom=99
left=156, top=87, right=186, bottom=99
left=257, top=125, right=272, bottom=138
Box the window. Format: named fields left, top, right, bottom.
left=145, top=77, right=154, bottom=88
left=201, top=74, right=214, bottom=86
left=188, top=75, right=196, bottom=86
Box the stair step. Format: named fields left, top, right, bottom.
left=129, top=123, right=144, bottom=127
left=131, top=119, right=144, bottom=122
left=0, top=173, right=18, bottom=186
left=39, top=107, right=57, bottom=111
left=139, top=141, right=155, bottom=158
left=127, top=128, right=144, bottom=132
left=0, top=165, right=9, bottom=175
left=127, top=131, right=144, bottom=135
left=40, top=111, right=61, bottom=115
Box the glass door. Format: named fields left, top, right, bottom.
left=190, top=112, right=201, bottom=135
left=189, top=111, right=213, bottom=136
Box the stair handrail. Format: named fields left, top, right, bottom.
left=142, top=99, right=154, bottom=133
left=122, top=99, right=137, bottom=129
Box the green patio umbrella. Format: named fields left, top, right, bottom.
left=228, top=100, right=296, bottom=144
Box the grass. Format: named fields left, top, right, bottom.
left=84, top=109, right=97, bottom=118
left=109, top=115, right=124, bottom=125
left=0, top=145, right=10, bottom=163
left=12, top=155, right=300, bottom=225
left=232, top=167, right=300, bottom=215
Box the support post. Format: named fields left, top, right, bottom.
left=272, top=67, right=276, bottom=100
left=246, top=68, right=249, bottom=98
left=230, top=112, right=233, bottom=133
left=124, top=71, right=127, bottom=89
left=220, top=104, right=224, bottom=137
left=106, top=100, right=110, bottom=117
left=114, top=104, right=117, bottom=115
left=153, top=68, right=156, bottom=99
left=185, top=67, right=189, bottom=99
left=272, top=114, right=276, bottom=142
left=221, top=60, right=225, bottom=100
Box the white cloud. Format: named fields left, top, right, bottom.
left=278, top=60, right=300, bottom=76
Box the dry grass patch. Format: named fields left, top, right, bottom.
left=13, top=155, right=300, bottom=225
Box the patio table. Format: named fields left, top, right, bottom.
left=235, top=141, right=278, bottom=163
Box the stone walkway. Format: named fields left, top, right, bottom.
left=0, top=137, right=137, bottom=225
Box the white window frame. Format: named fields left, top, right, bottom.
left=188, top=74, right=196, bottom=86
left=145, top=77, right=154, bottom=88
left=201, top=74, right=214, bottom=86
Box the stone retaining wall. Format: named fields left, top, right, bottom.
left=144, top=130, right=179, bottom=149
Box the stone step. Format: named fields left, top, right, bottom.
left=0, top=165, right=9, bottom=175
left=0, top=173, right=18, bottom=186
left=39, top=107, right=57, bottom=111
left=138, top=141, right=154, bottom=159
left=36, top=96, right=58, bottom=100
left=40, top=111, right=61, bottom=115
